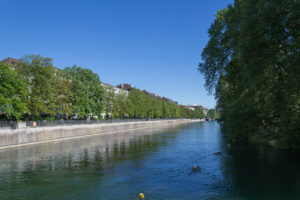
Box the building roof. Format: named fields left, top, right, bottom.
left=1, top=57, right=20, bottom=65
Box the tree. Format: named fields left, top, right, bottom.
left=207, top=109, right=219, bottom=119
left=0, top=62, right=28, bottom=120
left=54, top=70, right=72, bottom=118
left=194, top=108, right=206, bottom=119
left=113, top=91, right=128, bottom=119
left=199, top=0, right=300, bottom=148
left=153, top=98, right=163, bottom=118
left=127, top=88, right=146, bottom=118
left=103, top=84, right=115, bottom=119
left=144, top=95, right=154, bottom=118
left=162, top=102, right=170, bottom=118
left=19, top=55, right=58, bottom=118
left=64, top=65, right=104, bottom=119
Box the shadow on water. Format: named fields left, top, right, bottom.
left=0, top=122, right=299, bottom=200
left=221, top=140, right=300, bottom=200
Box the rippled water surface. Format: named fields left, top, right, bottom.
left=0, top=122, right=300, bottom=200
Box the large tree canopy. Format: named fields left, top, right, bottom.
left=207, top=109, right=219, bottom=120
left=199, top=0, right=300, bottom=148
left=64, top=65, right=104, bottom=118
left=0, top=62, right=28, bottom=120
left=18, top=55, right=58, bottom=117
left=1, top=54, right=208, bottom=121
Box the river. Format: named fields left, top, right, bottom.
left=0, top=121, right=299, bottom=200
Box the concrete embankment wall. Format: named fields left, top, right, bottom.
left=0, top=119, right=202, bottom=149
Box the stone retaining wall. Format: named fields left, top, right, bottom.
left=0, top=119, right=202, bottom=149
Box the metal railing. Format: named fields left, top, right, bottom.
left=0, top=118, right=191, bottom=129
left=0, top=121, right=18, bottom=129
left=25, top=119, right=145, bottom=127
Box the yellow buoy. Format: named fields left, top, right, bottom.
left=215, top=152, right=221, bottom=155
left=227, top=143, right=231, bottom=147
left=193, top=166, right=198, bottom=170
left=139, top=193, right=145, bottom=199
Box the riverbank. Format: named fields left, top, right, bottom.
left=0, top=119, right=202, bottom=149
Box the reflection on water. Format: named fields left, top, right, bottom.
left=0, top=122, right=299, bottom=200
left=221, top=142, right=300, bottom=200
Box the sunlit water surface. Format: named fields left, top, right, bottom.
left=0, top=122, right=300, bottom=200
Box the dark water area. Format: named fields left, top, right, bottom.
left=0, top=122, right=299, bottom=200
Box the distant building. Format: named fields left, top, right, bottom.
left=187, top=105, right=208, bottom=116
left=1, top=57, right=20, bottom=66
left=101, top=83, right=129, bottom=119
left=116, top=83, right=133, bottom=91
left=142, top=89, right=178, bottom=104
left=187, top=106, right=195, bottom=111
left=101, top=83, right=129, bottom=96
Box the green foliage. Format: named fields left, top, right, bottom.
left=1, top=54, right=206, bottom=121
left=115, top=88, right=201, bottom=119
left=8, top=55, right=104, bottom=120
left=102, top=84, right=128, bottom=119
left=194, top=108, right=206, bottom=119
left=199, top=0, right=300, bottom=148
left=54, top=70, right=72, bottom=118
left=112, top=91, right=128, bottom=119
left=64, top=65, right=104, bottom=119
left=19, top=55, right=58, bottom=117
left=103, top=84, right=115, bottom=119
left=0, top=62, right=28, bottom=120
left=207, top=109, right=219, bottom=119
left=127, top=88, right=145, bottom=118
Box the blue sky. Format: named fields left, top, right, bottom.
left=1, top=0, right=233, bottom=109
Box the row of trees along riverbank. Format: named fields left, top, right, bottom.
left=199, top=0, right=299, bottom=148
left=0, top=55, right=209, bottom=121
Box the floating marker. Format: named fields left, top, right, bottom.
left=193, top=166, right=198, bottom=171
left=215, top=152, right=221, bottom=155
left=227, top=143, right=231, bottom=147
left=139, top=193, right=145, bottom=199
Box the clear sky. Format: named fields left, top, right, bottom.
left=1, top=0, right=233, bottom=109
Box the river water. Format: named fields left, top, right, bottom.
left=0, top=122, right=299, bottom=200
